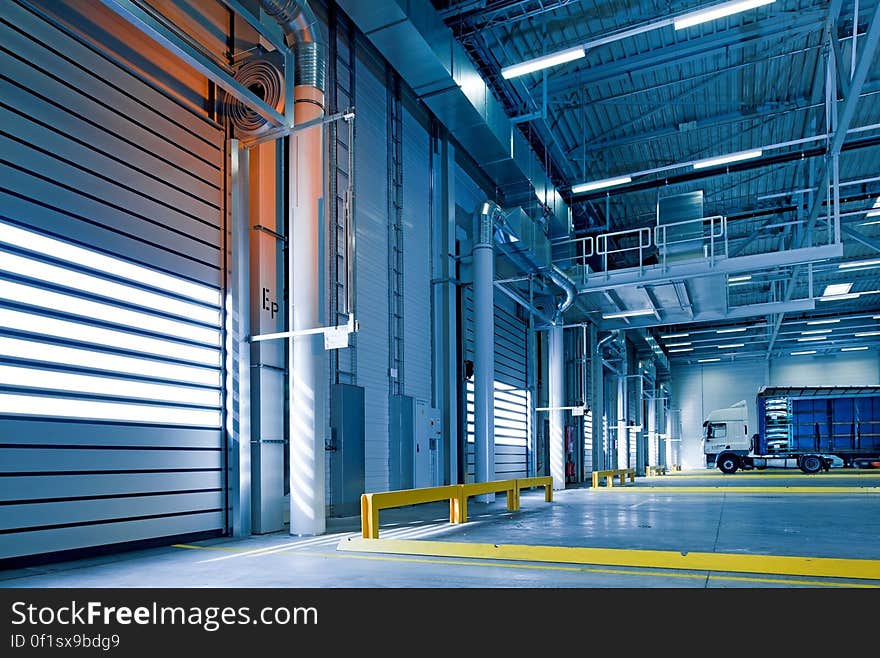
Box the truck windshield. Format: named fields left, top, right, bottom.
left=706, top=423, right=726, bottom=439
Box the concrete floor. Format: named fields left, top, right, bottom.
left=2, top=470, right=879, bottom=588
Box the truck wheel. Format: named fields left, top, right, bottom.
left=799, top=455, right=822, bottom=474
left=718, top=454, right=739, bottom=474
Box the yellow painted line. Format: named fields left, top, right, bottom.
left=654, top=472, right=880, bottom=479
left=170, top=542, right=878, bottom=588
left=338, top=537, right=880, bottom=581
left=172, top=543, right=242, bottom=552
left=594, top=486, right=880, bottom=493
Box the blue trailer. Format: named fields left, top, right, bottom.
left=710, top=385, right=880, bottom=474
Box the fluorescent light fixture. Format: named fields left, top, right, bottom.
left=661, top=332, right=689, bottom=338
left=855, top=331, right=880, bottom=337
left=0, top=220, right=219, bottom=305
left=0, top=251, right=218, bottom=326
left=501, top=46, right=585, bottom=79
left=0, top=308, right=220, bottom=366
left=818, top=293, right=860, bottom=301
left=728, top=275, right=752, bottom=283
left=666, top=342, right=692, bottom=347
left=823, top=283, right=852, bottom=296
left=717, top=327, right=747, bottom=334
left=802, top=329, right=832, bottom=335
left=698, top=358, right=721, bottom=363
left=0, top=392, right=220, bottom=426
left=0, top=336, right=219, bottom=387
left=874, top=315, right=880, bottom=320
left=717, top=343, right=744, bottom=349
left=806, top=319, right=840, bottom=325
left=693, top=149, right=762, bottom=170
left=674, top=0, right=776, bottom=30
left=668, top=348, right=694, bottom=353
left=839, top=259, right=880, bottom=270
left=602, top=308, right=655, bottom=319
left=791, top=350, right=817, bottom=355
left=797, top=336, right=827, bottom=342
left=0, top=280, right=219, bottom=346
left=572, top=176, right=632, bottom=194
left=842, top=346, right=869, bottom=352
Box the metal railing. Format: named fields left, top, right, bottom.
left=360, top=477, right=554, bottom=538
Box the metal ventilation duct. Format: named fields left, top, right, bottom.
left=336, top=0, right=570, bottom=237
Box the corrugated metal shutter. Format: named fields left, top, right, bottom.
left=464, top=290, right=529, bottom=480
left=353, top=46, right=390, bottom=492
left=0, top=0, right=224, bottom=560
left=401, top=105, right=432, bottom=404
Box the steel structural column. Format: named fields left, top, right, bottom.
left=227, top=140, right=252, bottom=537
left=590, top=323, right=605, bottom=472
left=432, top=134, right=458, bottom=484
left=473, top=207, right=495, bottom=501
left=548, top=324, right=566, bottom=490
left=288, top=89, right=326, bottom=536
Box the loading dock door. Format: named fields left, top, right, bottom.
left=0, top=0, right=226, bottom=561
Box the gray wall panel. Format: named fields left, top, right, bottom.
left=0, top=448, right=222, bottom=472
left=0, top=420, right=221, bottom=448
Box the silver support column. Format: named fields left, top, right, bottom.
left=472, top=206, right=495, bottom=501
left=226, top=140, right=251, bottom=537
left=432, top=136, right=458, bottom=484
left=590, top=323, right=604, bottom=472
left=548, top=324, right=565, bottom=490
left=289, top=92, right=326, bottom=536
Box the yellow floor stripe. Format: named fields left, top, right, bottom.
left=338, top=537, right=880, bottom=581
left=593, top=486, right=880, bottom=493
left=170, top=542, right=878, bottom=588
left=654, top=472, right=880, bottom=479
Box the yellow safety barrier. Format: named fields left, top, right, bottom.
left=592, top=468, right=635, bottom=488
left=458, top=481, right=518, bottom=523
left=646, top=465, right=667, bottom=477
left=669, top=464, right=682, bottom=472
left=515, top=476, right=554, bottom=503
left=360, top=477, right=556, bottom=539
left=361, top=485, right=461, bottom=539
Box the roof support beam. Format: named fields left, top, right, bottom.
left=841, top=225, right=880, bottom=253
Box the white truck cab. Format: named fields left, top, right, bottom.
left=701, top=400, right=750, bottom=467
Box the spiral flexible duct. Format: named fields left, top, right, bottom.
left=226, top=58, right=284, bottom=134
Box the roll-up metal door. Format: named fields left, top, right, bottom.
left=0, top=0, right=224, bottom=561
left=464, top=290, right=530, bottom=480
left=353, top=45, right=390, bottom=492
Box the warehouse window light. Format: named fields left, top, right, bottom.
left=602, top=308, right=655, bottom=319
left=728, top=275, right=752, bottom=283
left=855, top=331, right=880, bottom=337
left=0, top=251, right=219, bottom=326
left=797, top=336, right=828, bottom=342
left=818, top=293, right=860, bottom=301
left=823, top=283, right=853, bottom=297
left=716, top=327, right=747, bottom=334
left=661, top=332, right=689, bottom=338
left=674, top=0, right=775, bottom=30
left=0, top=336, right=218, bottom=387
left=791, top=350, right=817, bottom=355
left=0, top=393, right=220, bottom=426
left=572, top=176, right=632, bottom=194
left=0, top=220, right=219, bottom=306
left=841, top=346, right=869, bottom=352
left=668, top=348, right=694, bottom=353
left=802, top=329, right=832, bottom=335
left=693, top=149, right=762, bottom=170
left=698, top=358, right=721, bottom=363
left=0, top=308, right=220, bottom=367
left=0, top=279, right=219, bottom=346
left=666, top=342, right=692, bottom=347
left=806, top=318, right=840, bottom=325
left=501, top=46, right=585, bottom=79
left=716, top=343, right=744, bottom=349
